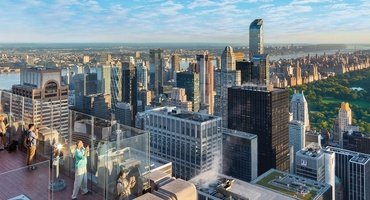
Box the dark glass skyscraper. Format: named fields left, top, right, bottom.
left=122, top=62, right=137, bottom=126
left=176, top=72, right=199, bottom=112
left=236, top=60, right=253, bottom=84
left=149, top=48, right=164, bottom=96
left=222, top=128, right=258, bottom=182
left=228, top=84, right=290, bottom=175
left=249, top=19, right=264, bottom=60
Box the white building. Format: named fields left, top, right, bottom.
left=295, top=143, right=335, bottom=200
left=290, top=90, right=310, bottom=130
left=337, top=102, right=352, bottom=146
left=214, top=46, right=241, bottom=127
left=289, top=120, right=305, bottom=173
left=136, top=107, right=222, bottom=180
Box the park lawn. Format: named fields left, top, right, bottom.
left=322, top=97, right=370, bottom=109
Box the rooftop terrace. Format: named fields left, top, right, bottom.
left=191, top=173, right=293, bottom=200
left=252, top=169, right=331, bottom=200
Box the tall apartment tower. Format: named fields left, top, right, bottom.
left=222, top=128, right=258, bottom=182
left=176, top=72, right=200, bottom=112
left=171, top=54, right=180, bottom=80
left=214, top=46, right=241, bottom=127
left=11, top=67, right=69, bottom=137
left=111, top=61, right=122, bottom=110
left=236, top=60, right=253, bottom=84
left=289, top=120, right=305, bottom=155
left=290, top=90, right=310, bottom=130
left=249, top=19, right=264, bottom=60
left=228, top=84, right=289, bottom=175
left=336, top=102, right=352, bottom=146
left=136, top=60, right=148, bottom=91
left=137, top=107, right=222, bottom=180
left=122, top=62, right=137, bottom=126
left=97, top=63, right=111, bottom=95
left=149, top=49, right=165, bottom=96
left=330, top=147, right=370, bottom=200
left=252, top=54, right=270, bottom=85
left=197, top=52, right=215, bottom=114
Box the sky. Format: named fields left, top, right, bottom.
left=0, top=0, right=369, bottom=44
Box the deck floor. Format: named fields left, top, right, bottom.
left=0, top=149, right=103, bottom=200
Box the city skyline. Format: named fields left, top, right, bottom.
left=0, top=0, right=369, bottom=44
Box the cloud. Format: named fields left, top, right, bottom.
left=290, top=0, right=331, bottom=5
left=0, top=0, right=368, bottom=43
left=159, top=1, right=184, bottom=15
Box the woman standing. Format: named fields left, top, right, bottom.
left=116, top=169, right=136, bottom=200
left=0, top=115, right=7, bottom=150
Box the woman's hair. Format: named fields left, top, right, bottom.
left=117, top=169, right=129, bottom=180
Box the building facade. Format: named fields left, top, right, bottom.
left=222, top=128, right=258, bottom=182
left=149, top=49, right=165, bottom=96
left=289, top=120, right=305, bottom=155
left=228, top=84, right=290, bottom=175
left=176, top=72, right=200, bottom=112
left=137, top=107, right=222, bottom=180
left=249, top=19, right=264, bottom=60
left=11, top=67, right=69, bottom=137
left=197, top=52, right=215, bottom=115
left=122, top=62, right=138, bottom=126
left=214, top=46, right=241, bottom=128
left=330, top=147, right=370, bottom=200
left=236, top=60, right=253, bottom=84
left=290, top=90, right=310, bottom=130
left=343, top=131, right=370, bottom=154
left=252, top=54, right=269, bottom=85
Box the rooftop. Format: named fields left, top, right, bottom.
left=191, top=174, right=293, bottom=200
left=222, top=128, right=257, bottom=140
left=296, top=143, right=324, bottom=158
left=329, top=146, right=370, bottom=163
left=350, top=154, right=370, bottom=164
left=252, top=169, right=331, bottom=200
left=231, top=83, right=284, bottom=92
left=250, top=19, right=263, bottom=29
left=144, top=106, right=219, bottom=123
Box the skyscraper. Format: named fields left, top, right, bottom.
left=330, top=147, right=370, bottom=200
left=236, top=60, right=253, bottom=84
left=197, top=52, right=214, bottom=114
left=289, top=120, right=305, bottom=155
left=176, top=72, right=200, bottom=112
left=228, top=84, right=289, bottom=175
left=115, top=102, right=133, bottom=126
left=290, top=90, right=310, bottom=130
left=11, top=67, right=69, bottom=137
left=252, top=54, right=269, bottom=85
left=215, top=46, right=241, bottom=127
left=343, top=131, right=370, bottom=154
left=335, top=102, right=352, bottom=146
left=111, top=61, right=122, bottom=110
left=84, top=93, right=111, bottom=120
left=97, top=63, right=111, bottom=95
left=222, top=128, right=258, bottom=182
left=137, top=107, right=222, bottom=180
left=249, top=19, right=264, bottom=60
left=122, top=62, right=137, bottom=126
left=171, top=54, right=180, bottom=80
left=149, top=49, right=164, bottom=96
left=136, top=60, right=148, bottom=91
